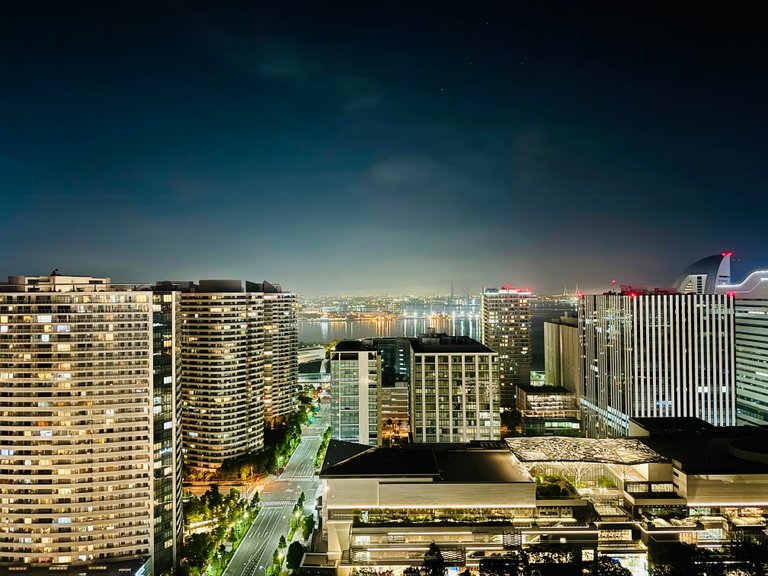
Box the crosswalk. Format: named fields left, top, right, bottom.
left=261, top=498, right=296, bottom=507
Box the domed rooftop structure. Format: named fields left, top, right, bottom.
left=674, top=252, right=731, bottom=294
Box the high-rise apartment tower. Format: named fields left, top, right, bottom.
left=179, top=280, right=265, bottom=470
left=0, top=275, right=181, bottom=575
left=481, top=286, right=532, bottom=407
left=261, top=282, right=298, bottom=422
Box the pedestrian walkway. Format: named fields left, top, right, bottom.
left=262, top=498, right=296, bottom=507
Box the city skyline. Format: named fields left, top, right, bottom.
left=3, top=2, right=767, bottom=295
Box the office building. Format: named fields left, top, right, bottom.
left=331, top=334, right=498, bottom=445
left=261, top=282, right=299, bottom=422
left=675, top=252, right=732, bottom=294
left=329, top=341, right=380, bottom=445
left=579, top=287, right=735, bottom=438
left=543, top=315, right=579, bottom=395
left=515, top=384, right=580, bottom=436
left=149, top=288, right=183, bottom=574
left=481, top=286, right=532, bottom=407
left=330, top=338, right=412, bottom=447
left=716, top=269, right=768, bottom=426
left=374, top=338, right=412, bottom=445
left=379, top=382, right=410, bottom=445
left=411, top=332, right=500, bottom=443
left=530, top=296, right=577, bottom=372
left=0, top=275, right=157, bottom=575
left=180, top=280, right=265, bottom=470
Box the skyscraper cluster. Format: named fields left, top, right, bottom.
left=0, top=274, right=297, bottom=576
left=330, top=253, right=768, bottom=446
left=559, top=253, right=768, bottom=437
left=330, top=333, right=500, bottom=446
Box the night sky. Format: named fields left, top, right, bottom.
left=2, top=2, right=766, bottom=295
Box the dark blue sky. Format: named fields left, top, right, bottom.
left=1, top=1, right=766, bottom=294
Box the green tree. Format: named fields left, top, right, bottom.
left=302, top=514, right=316, bottom=540
left=480, top=553, right=531, bottom=576
left=647, top=541, right=698, bottom=576
left=731, top=533, right=768, bottom=576
left=279, top=535, right=287, bottom=549
left=183, top=533, right=214, bottom=568
left=593, top=556, right=632, bottom=576
left=286, top=541, right=307, bottom=571
left=424, top=542, right=446, bottom=576
left=500, top=409, right=523, bottom=435
left=206, top=484, right=223, bottom=510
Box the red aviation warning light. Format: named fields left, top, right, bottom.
left=721, top=251, right=733, bottom=257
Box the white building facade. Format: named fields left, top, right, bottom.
left=716, top=269, right=768, bottom=426
left=580, top=291, right=735, bottom=437
left=330, top=343, right=380, bottom=445
left=411, top=334, right=500, bottom=443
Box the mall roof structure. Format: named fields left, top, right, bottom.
left=506, top=436, right=666, bottom=465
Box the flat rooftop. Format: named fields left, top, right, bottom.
left=639, top=429, right=768, bottom=474
left=321, top=439, right=375, bottom=472
left=322, top=444, right=530, bottom=482
left=409, top=334, right=495, bottom=354
left=333, top=340, right=379, bottom=352
left=506, top=436, right=666, bottom=465
left=435, top=450, right=529, bottom=482
left=321, top=447, right=440, bottom=478
left=517, top=384, right=573, bottom=395
left=332, top=335, right=495, bottom=355
left=630, top=417, right=716, bottom=436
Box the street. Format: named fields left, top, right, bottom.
left=223, top=403, right=329, bottom=576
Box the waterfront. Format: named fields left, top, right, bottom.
left=298, top=317, right=481, bottom=344
left=299, top=296, right=577, bottom=371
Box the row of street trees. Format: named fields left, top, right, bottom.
left=266, top=492, right=317, bottom=576
left=180, top=486, right=260, bottom=576
left=185, top=387, right=319, bottom=483
left=314, top=427, right=332, bottom=470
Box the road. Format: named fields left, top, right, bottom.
left=223, top=404, right=329, bottom=576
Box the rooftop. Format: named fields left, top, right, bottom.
left=321, top=447, right=440, bottom=478
left=630, top=417, right=716, bottom=436
left=321, top=439, right=374, bottom=473
left=517, top=384, right=573, bottom=395
left=333, top=340, right=379, bottom=352
left=332, top=335, right=496, bottom=355
left=506, top=436, right=666, bottom=465
left=434, top=450, right=528, bottom=482
left=321, top=444, right=530, bottom=482
left=410, top=333, right=495, bottom=354
left=639, top=428, right=768, bottom=474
